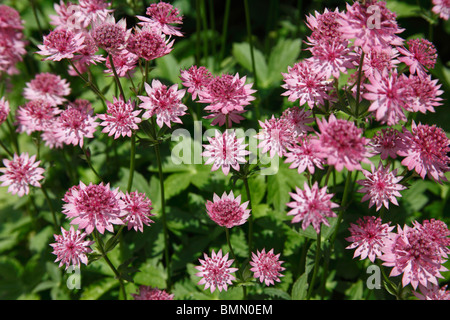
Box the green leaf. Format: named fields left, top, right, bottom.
left=385, top=1, right=421, bottom=18
left=164, top=172, right=192, bottom=200
left=267, top=38, right=302, bottom=85
left=291, top=273, right=309, bottom=300
left=232, top=42, right=269, bottom=83
left=79, top=277, right=118, bottom=300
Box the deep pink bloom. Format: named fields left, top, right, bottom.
left=414, top=219, right=450, bottom=259
left=126, top=27, right=174, bottom=61
left=195, top=249, right=238, bottom=293
left=286, top=181, right=338, bottom=233
left=414, top=284, right=450, bottom=300
left=137, top=2, right=183, bottom=37
left=104, top=50, right=138, bottom=77
left=398, top=38, right=438, bottom=75
left=0, top=4, right=25, bottom=30
left=306, top=8, right=345, bottom=43
left=138, top=79, right=187, bottom=128
left=256, top=116, right=295, bottom=159
left=284, top=135, right=324, bottom=175
left=202, top=130, right=250, bottom=176
left=249, top=248, right=285, bottom=286
left=121, top=191, right=154, bottom=232
left=62, top=181, right=126, bottom=234
left=397, top=122, right=450, bottom=183
left=361, top=45, right=400, bottom=78
left=346, top=216, right=394, bottom=263
left=205, top=190, right=251, bottom=228
left=15, top=99, right=62, bottom=135
left=432, top=0, right=450, bottom=20
left=368, top=128, right=402, bottom=160
left=98, top=96, right=141, bottom=139
left=314, top=114, right=371, bottom=172
left=0, top=153, right=45, bottom=197
left=281, top=60, right=333, bottom=108
left=132, top=286, right=174, bottom=300
left=0, top=97, right=10, bottom=125
left=380, top=224, right=448, bottom=290
left=402, top=74, right=443, bottom=114
left=50, top=226, right=94, bottom=270
left=37, top=28, right=85, bottom=61
left=54, top=106, right=98, bottom=148
left=23, top=73, right=71, bottom=107
left=180, top=65, right=212, bottom=100
left=357, top=162, right=406, bottom=211
left=90, top=14, right=129, bottom=54
left=0, top=5, right=26, bottom=75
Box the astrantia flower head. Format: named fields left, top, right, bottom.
left=37, top=28, right=85, bottom=61
left=361, top=45, right=400, bottom=78
left=414, top=283, right=450, bottom=300
left=205, top=190, right=251, bottom=228
left=346, top=216, right=394, bottom=263
left=138, top=79, right=187, bottom=128
left=62, top=181, right=126, bottom=234
left=357, top=162, right=407, bottom=211
left=23, top=73, right=71, bottom=107
left=78, top=0, right=113, bottom=28
left=0, top=4, right=24, bottom=30
left=432, top=0, right=450, bottom=20
left=180, top=65, right=212, bottom=100
left=98, top=96, right=141, bottom=139
left=402, top=74, right=443, bottom=114
left=398, top=38, right=437, bottom=75
left=195, top=249, right=238, bottom=293
left=49, top=1, right=83, bottom=30
left=249, top=248, right=285, bottom=286
left=314, top=114, right=371, bottom=172
left=414, top=219, right=450, bottom=259
left=306, top=8, right=344, bottom=43
left=50, top=226, right=94, bottom=270
left=280, top=107, right=314, bottom=136
left=256, top=116, right=295, bottom=159
left=284, top=135, right=324, bottom=175
left=202, top=130, right=250, bottom=176
left=0, top=97, right=10, bottom=125
left=126, top=27, right=174, bottom=61
left=90, top=14, right=129, bottom=54
left=104, top=50, right=138, bottom=77
left=380, top=224, right=448, bottom=290
left=286, top=181, right=338, bottom=233
left=132, top=286, right=174, bottom=300
left=397, top=121, right=450, bottom=183
left=368, top=128, right=402, bottom=160
left=121, top=191, right=154, bottom=232
left=137, top=1, right=183, bottom=37
left=0, top=152, right=45, bottom=197
left=16, top=99, right=62, bottom=135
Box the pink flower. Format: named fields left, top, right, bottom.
left=70, top=32, right=105, bottom=69
left=0, top=4, right=25, bottom=30
left=286, top=181, right=338, bottom=233
left=195, top=249, right=238, bottom=293
left=0, top=97, right=10, bottom=125
left=62, top=181, right=126, bottom=234
left=15, top=99, right=62, bottom=135
left=37, top=28, right=86, bottom=61
left=363, top=68, right=407, bottom=126
left=41, top=122, right=64, bottom=149
left=126, top=27, right=174, bottom=61
left=121, top=191, right=154, bottom=232
left=414, top=284, right=450, bottom=300
left=414, top=219, right=450, bottom=259
left=90, top=14, right=129, bottom=54
left=368, top=128, right=402, bottom=160
left=357, top=162, right=406, bottom=211
left=398, top=38, right=438, bottom=75
left=284, top=135, right=324, bottom=175
left=361, top=45, right=400, bottom=78
left=306, top=8, right=345, bottom=43
left=49, top=1, right=83, bottom=30
left=380, top=224, right=448, bottom=290
left=314, top=114, right=370, bottom=172
left=78, top=0, right=113, bottom=28
left=132, top=286, right=174, bottom=300
left=280, top=107, right=314, bottom=136
left=138, top=79, right=187, bottom=128
left=202, top=130, right=250, bottom=176
left=98, top=96, right=141, bottom=139
left=255, top=116, right=294, bottom=159
left=23, top=73, right=71, bottom=107
left=104, top=50, right=138, bottom=77
left=281, top=60, right=333, bottom=108
left=205, top=190, right=251, bottom=228
left=249, top=248, right=285, bottom=286
left=54, top=106, right=98, bottom=148
left=180, top=65, right=212, bottom=100
left=397, top=122, right=450, bottom=183
left=0, top=153, right=45, bottom=197
left=346, top=216, right=394, bottom=263
left=137, top=1, right=183, bottom=37
left=402, top=74, right=443, bottom=114
left=50, top=226, right=94, bottom=270
left=432, top=0, right=450, bottom=20
left=0, top=5, right=26, bottom=75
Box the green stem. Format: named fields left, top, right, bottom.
left=68, top=59, right=106, bottom=101
left=243, top=176, right=253, bottom=258
left=200, top=0, right=209, bottom=65
left=126, top=134, right=136, bottom=192
left=0, top=139, right=13, bottom=157
left=195, top=0, right=202, bottom=66
left=6, top=117, right=19, bottom=154
left=306, top=227, right=321, bottom=300
left=355, top=52, right=365, bottom=118
left=109, top=55, right=126, bottom=100
left=82, top=146, right=102, bottom=182
left=225, top=228, right=247, bottom=299
left=219, top=0, right=231, bottom=65
left=41, top=184, right=59, bottom=232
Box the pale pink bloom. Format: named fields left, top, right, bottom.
left=281, top=60, right=333, bottom=108
left=346, top=216, right=394, bottom=263
left=49, top=1, right=83, bottom=30
left=280, top=107, right=314, bottom=136
left=250, top=248, right=285, bottom=286
left=0, top=4, right=25, bottom=29
left=398, top=38, right=438, bottom=75
left=414, top=284, right=450, bottom=300
left=363, top=69, right=407, bottom=126
left=305, top=8, right=345, bottom=43
left=0, top=6, right=26, bottom=75
left=37, top=28, right=85, bottom=61
left=98, top=96, right=141, bottom=139
left=78, top=0, right=113, bottom=28
left=432, top=0, right=450, bottom=20
left=54, top=106, right=99, bottom=148
left=137, top=1, right=183, bottom=37
left=90, top=14, right=129, bottom=54
left=397, top=122, right=450, bottom=183
left=255, top=116, right=294, bottom=159
left=202, top=130, right=250, bottom=176
left=286, top=181, right=338, bottom=233
left=368, top=128, right=402, bottom=160
left=68, top=98, right=94, bottom=114
left=0, top=153, right=45, bottom=197
left=195, top=249, right=238, bottom=293
left=138, top=79, right=187, bottom=128
left=180, top=65, right=212, bottom=100
left=132, top=286, right=174, bottom=300
left=361, top=45, right=400, bottom=78
left=104, top=50, right=138, bottom=77
left=23, top=73, right=71, bottom=107
left=70, top=32, right=105, bottom=70
left=121, top=191, right=154, bottom=232
left=284, top=135, right=324, bottom=175
left=62, top=181, right=126, bottom=234
left=126, top=26, right=174, bottom=61
left=205, top=190, right=251, bottom=228
left=41, top=122, right=64, bottom=149
left=414, top=219, right=450, bottom=259
left=15, top=99, right=62, bottom=135
left=0, top=97, right=10, bottom=125
left=401, top=74, right=443, bottom=114
left=380, top=224, right=448, bottom=290
left=357, top=162, right=406, bottom=211
left=50, top=226, right=94, bottom=270
left=314, top=114, right=371, bottom=172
